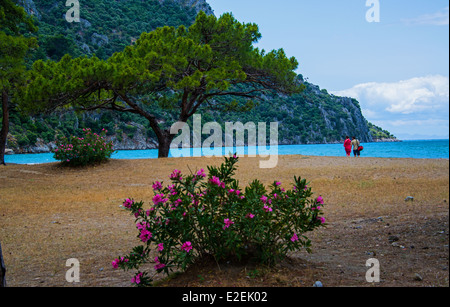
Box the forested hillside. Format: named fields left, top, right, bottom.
left=4, top=0, right=396, bottom=154
left=20, top=0, right=211, bottom=62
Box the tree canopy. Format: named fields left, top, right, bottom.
left=0, top=0, right=37, bottom=164
left=22, top=12, right=302, bottom=157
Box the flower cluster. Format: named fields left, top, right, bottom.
left=113, top=155, right=326, bottom=287
left=52, top=128, right=115, bottom=166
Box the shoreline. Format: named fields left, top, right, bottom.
left=4, top=138, right=413, bottom=155
left=3, top=154, right=449, bottom=167
left=3, top=139, right=449, bottom=164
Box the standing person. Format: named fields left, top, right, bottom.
left=344, top=136, right=352, bottom=157
left=351, top=136, right=360, bottom=157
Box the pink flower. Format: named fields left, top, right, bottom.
left=158, top=243, right=164, bottom=252
left=152, top=181, right=163, bottom=190
left=260, top=195, right=268, bottom=203
left=112, top=259, right=119, bottom=269
left=112, top=256, right=129, bottom=269
left=131, top=272, right=143, bottom=284
left=137, top=221, right=150, bottom=231
left=263, top=205, right=273, bottom=213
left=316, top=196, right=324, bottom=205
left=209, top=176, right=226, bottom=188
left=181, top=241, right=193, bottom=253
left=123, top=198, right=134, bottom=209
left=318, top=217, right=326, bottom=224
left=223, top=218, right=235, bottom=230
left=291, top=233, right=299, bottom=242
left=170, top=169, right=182, bottom=180
left=246, top=213, right=255, bottom=219
left=275, top=181, right=281, bottom=186
left=153, top=193, right=168, bottom=205
left=196, top=169, right=206, bottom=178
left=139, top=229, right=152, bottom=243
left=154, top=257, right=166, bottom=270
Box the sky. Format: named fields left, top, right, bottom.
left=207, top=0, right=449, bottom=140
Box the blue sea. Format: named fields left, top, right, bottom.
left=3, top=139, right=449, bottom=165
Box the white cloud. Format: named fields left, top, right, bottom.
left=402, top=6, right=449, bottom=26
left=332, top=75, right=449, bottom=115
left=331, top=75, right=450, bottom=139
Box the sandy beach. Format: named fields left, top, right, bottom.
left=0, top=155, right=448, bottom=287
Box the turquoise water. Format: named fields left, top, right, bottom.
left=4, top=140, right=449, bottom=165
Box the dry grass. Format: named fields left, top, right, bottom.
left=0, top=155, right=448, bottom=287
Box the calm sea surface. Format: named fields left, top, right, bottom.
left=4, top=139, right=449, bottom=165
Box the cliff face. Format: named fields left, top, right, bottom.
left=320, top=96, right=373, bottom=143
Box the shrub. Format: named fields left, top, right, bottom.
left=52, top=128, right=115, bottom=166
left=113, top=155, right=326, bottom=287
left=17, top=135, right=30, bottom=147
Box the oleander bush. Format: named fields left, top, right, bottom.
left=113, top=155, right=326, bottom=286
left=52, top=128, right=115, bottom=166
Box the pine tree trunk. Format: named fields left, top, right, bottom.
left=157, top=131, right=175, bottom=158
left=0, top=91, right=9, bottom=166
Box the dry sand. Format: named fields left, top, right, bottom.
left=0, top=155, right=448, bottom=287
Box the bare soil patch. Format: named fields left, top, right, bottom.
left=0, top=155, right=448, bottom=287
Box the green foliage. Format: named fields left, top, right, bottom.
left=0, top=0, right=37, bottom=93
left=0, top=0, right=37, bottom=35
left=367, top=121, right=397, bottom=140
left=52, top=127, right=115, bottom=166
left=113, top=155, right=326, bottom=287
left=27, top=0, right=199, bottom=61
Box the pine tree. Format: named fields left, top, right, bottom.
left=22, top=12, right=302, bottom=158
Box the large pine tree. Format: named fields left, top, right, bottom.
left=22, top=12, right=302, bottom=158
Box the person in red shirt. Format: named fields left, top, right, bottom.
left=344, top=136, right=352, bottom=157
